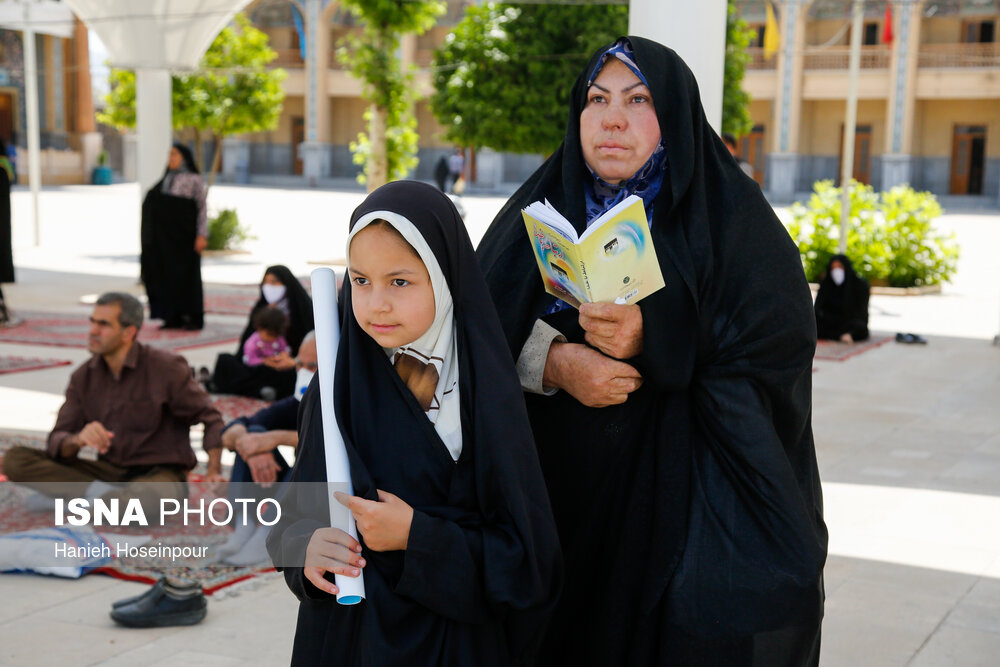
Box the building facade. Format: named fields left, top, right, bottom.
left=738, top=0, right=1000, bottom=201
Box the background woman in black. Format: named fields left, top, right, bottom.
left=208, top=264, right=314, bottom=399
left=140, top=142, right=207, bottom=330
left=814, top=253, right=870, bottom=343
left=478, top=37, right=827, bottom=664
left=0, top=137, right=13, bottom=325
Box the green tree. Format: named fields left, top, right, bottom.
left=97, top=14, right=286, bottom=187
left=430, top=3, right=628, bottom=155
left=337, top=0, right=445, bottom=191
left=722, top=0, right=754, bottom=138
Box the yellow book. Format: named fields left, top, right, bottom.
left=521, top=194, right=665, bottom=309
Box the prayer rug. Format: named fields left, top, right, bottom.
left=204, top=287, right=259, bottom=316
left=0, top=311, right=242, bottom=352
left=814, top=334, right=893, bottom=362
left=210, top=394, right=270, bottom=424
left=0, top=355, right=72, bottom=376
left=0, top=433, right=272, bottom=595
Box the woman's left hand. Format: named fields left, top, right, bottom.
left=194, top=235, right=208, bottom=253
left=335, top=490, right=414, bottom=552
left=579, top=302, right=644, bottom=359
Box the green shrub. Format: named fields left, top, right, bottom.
left=207, top=208, right=253, bottom=251
left=785, top=180, right=959, bottom=287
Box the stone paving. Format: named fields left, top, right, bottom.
left=0, top=183, right=998, bottom=666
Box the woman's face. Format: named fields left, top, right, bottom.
left=348, top=224, right=436, bottom=349
left=167, top=147, right=183, bottom=170
left=580, top=58, right=661, bottom=185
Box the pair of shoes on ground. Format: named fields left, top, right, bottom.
left=895, top=332, right=928, bottom=345
left=110, top=577, right=207, bottom=628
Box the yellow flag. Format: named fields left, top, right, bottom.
left=764, top=1, right=781, bottom=59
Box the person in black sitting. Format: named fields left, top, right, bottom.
left=207, top=265, right=314, bottom=399
left=814, top=253, right=870, bottom=343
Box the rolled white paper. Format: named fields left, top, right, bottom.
left=311, top=267, right=366, bottom=605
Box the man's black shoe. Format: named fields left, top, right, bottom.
left=111, top=577, right=167, bottom=609
left=110, top=584, right=207, bottom=628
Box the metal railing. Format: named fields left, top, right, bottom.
left=746, top=47, right=778, bottom=70
left=918, top=43, right=1000, bottom=68
left=803, top=46, right=890, bottom=70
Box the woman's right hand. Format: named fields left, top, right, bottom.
left=304, top=527, right=366, bottom=595
left=542, top=342, right=643, bottom=408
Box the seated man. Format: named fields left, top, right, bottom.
left=214, top=331, right=316, bottom=565
left=2, top=292, right=225, bottom=513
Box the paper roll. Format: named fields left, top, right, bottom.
left=311, top=267, right=366, bottom=605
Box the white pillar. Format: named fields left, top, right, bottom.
left=22, top=15, right=41, bottom=246
left=135, top=69, right=172, bottom=196
left=628, top=0, right=727, bottom=132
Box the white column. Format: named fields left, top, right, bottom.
left=22, top=15, right=41, bottom=245
left=135, top=69, right=172, bottom=196
left=628, top=0, right=727, bottom=132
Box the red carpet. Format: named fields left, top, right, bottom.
left=0, top=355, right=72, bottom=376
left=814, top=334, right=893, bottom=361
left=0, top=311, right=242, bottom=352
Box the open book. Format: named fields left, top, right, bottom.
left=521, top=194, right=665, bottom=308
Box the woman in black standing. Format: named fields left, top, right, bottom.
left=0, top=137, right=14, bottom=326
left=141, top=142, right=207, bottom=330
left=478, top=37, right=827, bottom=665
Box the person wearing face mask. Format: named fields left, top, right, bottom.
left=206, top=264, right=314, bottom=399
left=814, top=254, right=870, bottom=344
left=213, top=331, right=317, bottom=565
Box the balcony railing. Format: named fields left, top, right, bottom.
left=918, top=43, right=1000, bottom=68
left=746, top=47, right=777, bottom=70
left=803, top=46, right=891, bottom=70
left=272, top=48, right=304, bottom=68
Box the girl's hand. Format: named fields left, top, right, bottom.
left=304, top=527, right=365, bottom=596
left=194, top=235, right=208, bottom=254
left=578, top=302, right=643, bottom=359
left=262, top=351, right=295, bottom=370
left=335, top=490, right=414, bottom=552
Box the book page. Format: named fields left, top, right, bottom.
left=522, top=211, right=588, bottom=308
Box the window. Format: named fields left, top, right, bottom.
left=963, top=19, right=996, bottom=43
left=863, top=22, right=880, bottom=45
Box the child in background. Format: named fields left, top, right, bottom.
left=242, top=306, right=290, bottom=367
left=267, top=181, right=561, bottom=666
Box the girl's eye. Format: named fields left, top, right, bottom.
left=392, top=279, right=410, bottom=287
left=352, top=276, right=369, bottom=286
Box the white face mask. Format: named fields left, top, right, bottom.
left=831, top=267, right=846, bottom=286
left=261, top=283, right=286, bottom=304
left=294, top=367, right=315, bottom=401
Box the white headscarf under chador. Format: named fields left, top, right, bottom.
left=346, top=211, right=462, bottom=462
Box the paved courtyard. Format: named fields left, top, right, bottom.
left=0, top=183, right=998, bottom=665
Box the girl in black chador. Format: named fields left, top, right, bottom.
left=814, top=253, right=870, bottom=343
left=268, top=181, right=561, bottom=666
left=478, top=37, right=827, bottom=665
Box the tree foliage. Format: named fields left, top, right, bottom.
left=337, top=0, right=445, bottom=191
left=430, top=3, right=628, bottom=156
left=722, top=0, right=754, bottom=138
left=97, top=14, right=286, bottom=186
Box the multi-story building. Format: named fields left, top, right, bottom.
left=739, top=0, right=1000, bottom=202
left=0, top=10, right=99, bottom=186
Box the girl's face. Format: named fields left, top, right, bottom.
left=348, top=223, right=436, bottom=349
left=258, top=328, right=278, bottom=343
left=579, top=58, right=661, bottom=185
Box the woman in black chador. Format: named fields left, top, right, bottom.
left=267, top=181, right=561, bottom=666
left=478, top=37, right=827, bottom=664
left=0, top=137, right=14, bottom=325
left=814, top=253, right=870, bottom=343
left=207, top=264, right=314, bottom=399
left=141, top=142, right=207, bottom=330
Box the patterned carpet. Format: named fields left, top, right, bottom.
left=814, top=333, right=893, bottom=361
left=210, top=394, right=270, bottom=423
left=0, top=355, right=72, bottom=376
left=0, top=433, right=272, bottom=594
left=0, top=311, right=242, bottom=352
left=204, top=288, right=259, bottom=316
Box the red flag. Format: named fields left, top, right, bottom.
left=882, top=4, right=894, bottom=44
